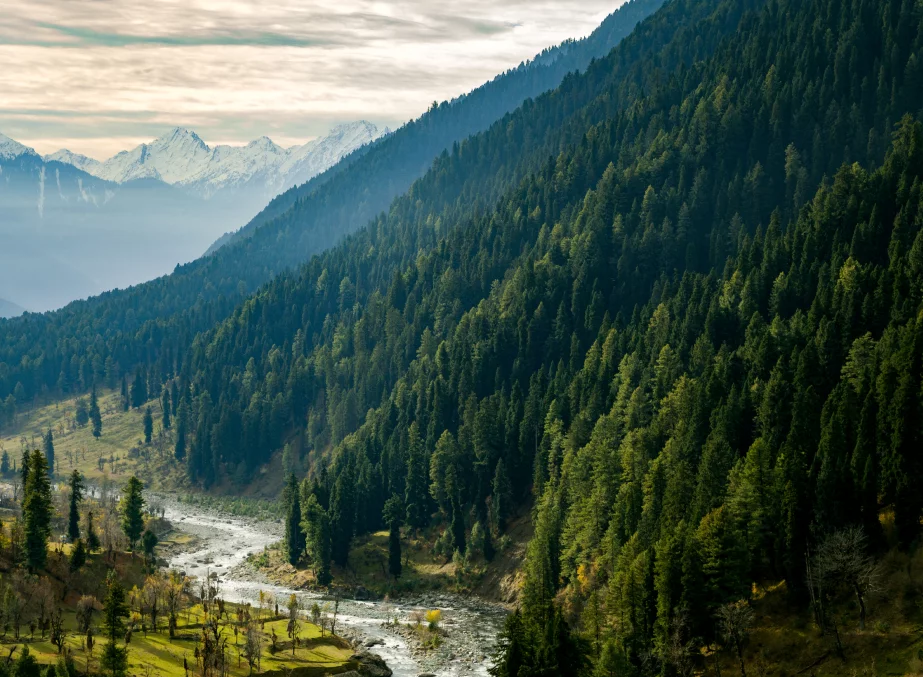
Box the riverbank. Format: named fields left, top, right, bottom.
left=156, top=494, right=508, bottom=677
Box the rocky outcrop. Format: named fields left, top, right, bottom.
left=349, top=651, right=393, bottom=677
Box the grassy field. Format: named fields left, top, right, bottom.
left=0, top=538, right=354, bottom=677
left=0, top=602, right=355, bottom=677
left=0, top=603, right=354, bottom=677
left=0, top=389, right=183, bottom=491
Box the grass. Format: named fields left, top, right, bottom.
left=249, top=527, right=459, bottom=598
left=0, top=602, right=354, bottom=677
left=0, top=540, right=354, bottom=677
left=0, top=390, right=293, bottom=507
left=250, top=514, right=533, bottom=603
left=0, top=389, right=183, bottom=491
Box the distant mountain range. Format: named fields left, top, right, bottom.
left=0, top=122, right=384, bottom=313
left=0, top=298, right=25, bottom=319
left=44, top=121, right=384, bottom=198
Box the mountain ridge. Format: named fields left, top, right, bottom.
left=40, top=120, right=386, bottom=199
left=0, top=121, right=385, bottom=310
left=0, top=298, right=25, bottom=319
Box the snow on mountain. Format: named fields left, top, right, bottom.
left=0, top=132, right=38, bottom=160
left=93, top=127, right=213, bottom=184
left=184, top=135, right=287, bottom=197
left=44, top=149, right=102, bottom=174
left=48, top=122, right=386, bottom=199
left=274, top=121, right=385, bottom=193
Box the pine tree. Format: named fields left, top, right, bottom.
left=330, top=469, right=355, bottom=566
left=695, top=507, right=749, bottom=611
left=0, top=450, right=9, bottom=476
left=86, top=510, right=101, bottom=552
left=43, top=428, right=55, bottom=476
left=284, top=473, right=305, bottom=566
left=301, top=492, right=332, bottom=586
left=120, top=476, right=145, bottom=551
left=404, top=423, right=427, bottom=532
left=174, top=399, right=188, bottom=461
left=491, top=459, right=513, bottom=533
left=383, top=494, right=403, bottom=579
left=89, top=385, right=102, bottom=439
left=450, top=495, right=466, bottom=557
left=23, top=450, right=52, bottom=571
left=130, top=369, right=147, bottom=409
left=161, top=389, right=171, bottom=430
left=120, top=374, right=129, bottom=412
left=67, top=470, right=85, bottom=542
left=143, top=407, right=154, bottom=445
left=20, top=448, right=30, bottom=492
left=141, top=529, right=158, bottom=563
left=101, top=575, right=129, bottom=677
left=69, top=538, right=87, bottom=572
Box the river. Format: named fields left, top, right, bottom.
left=159, top=499, right=506, bottom=677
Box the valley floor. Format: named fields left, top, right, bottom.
left=4, top=395, right=923, bottom=676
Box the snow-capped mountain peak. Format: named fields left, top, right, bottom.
left=0, top=132, right=39, bottom=160
left=44, top=149, right=102, bottom=174
left=247, top=136, right=282, bottom=152
left=47, top=122, right=386, bottom=198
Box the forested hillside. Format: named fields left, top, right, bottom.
left=2, top=0, right=923, bottom=670
left=172, top=0, right=923, bottom=670
left=210, top=0, right=665, bottom=251
left=0, top=0, right=663, bottom=412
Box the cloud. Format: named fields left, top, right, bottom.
left=0, top=0, right=620, bottom=158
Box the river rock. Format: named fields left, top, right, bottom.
left=349, top=651, right=393, bottom=677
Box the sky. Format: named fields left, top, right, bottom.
left=0, top=0, right=621, bottom=159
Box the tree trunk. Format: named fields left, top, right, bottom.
left=736, top=641, right=746, bottom=677
left=853, top=585, right=866, bottom=631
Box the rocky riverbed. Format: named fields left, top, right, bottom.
left=156, top=495, right=507, bottom=677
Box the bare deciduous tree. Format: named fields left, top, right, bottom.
left=813, top=526, right=880, bottom=631
left=717, top=600, right=754, bottom=677
left=242, top=621, right=262, bottom=675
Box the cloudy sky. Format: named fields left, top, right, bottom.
left=1, top=0, right=621, bottom=159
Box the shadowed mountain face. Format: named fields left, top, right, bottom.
left=1, top=0, right=665, bottom=317
left=0, top=150, right=235, bottom=311
left=0, top=298, right=25, bottom=319
left=210, top=0, right=665, bottom=255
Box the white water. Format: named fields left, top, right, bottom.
left=160, top=500, right=504, bottom=677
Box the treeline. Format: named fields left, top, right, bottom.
left=117, top=0, right=769, bottom=487
left=0, top=0, right=664, bottom=410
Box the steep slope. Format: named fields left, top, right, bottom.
left=94, top=127, right=213, bottom=184
left=0, top=0, right=669, bottom=398
left=0, top=132, right=39, bottom=160
left=43, top=149, right=102, bottom=175
left=211, top=0, right=666, bottom=253
left=163, top=0, right=922, bottom=671
left=0, top=298, right=25, bottom=319
left=172, top=0, right=923, bottom=494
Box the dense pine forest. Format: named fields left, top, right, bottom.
left=2, top=0, right=923, bottom=672
left=0, top=0, right=663, bottom=417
